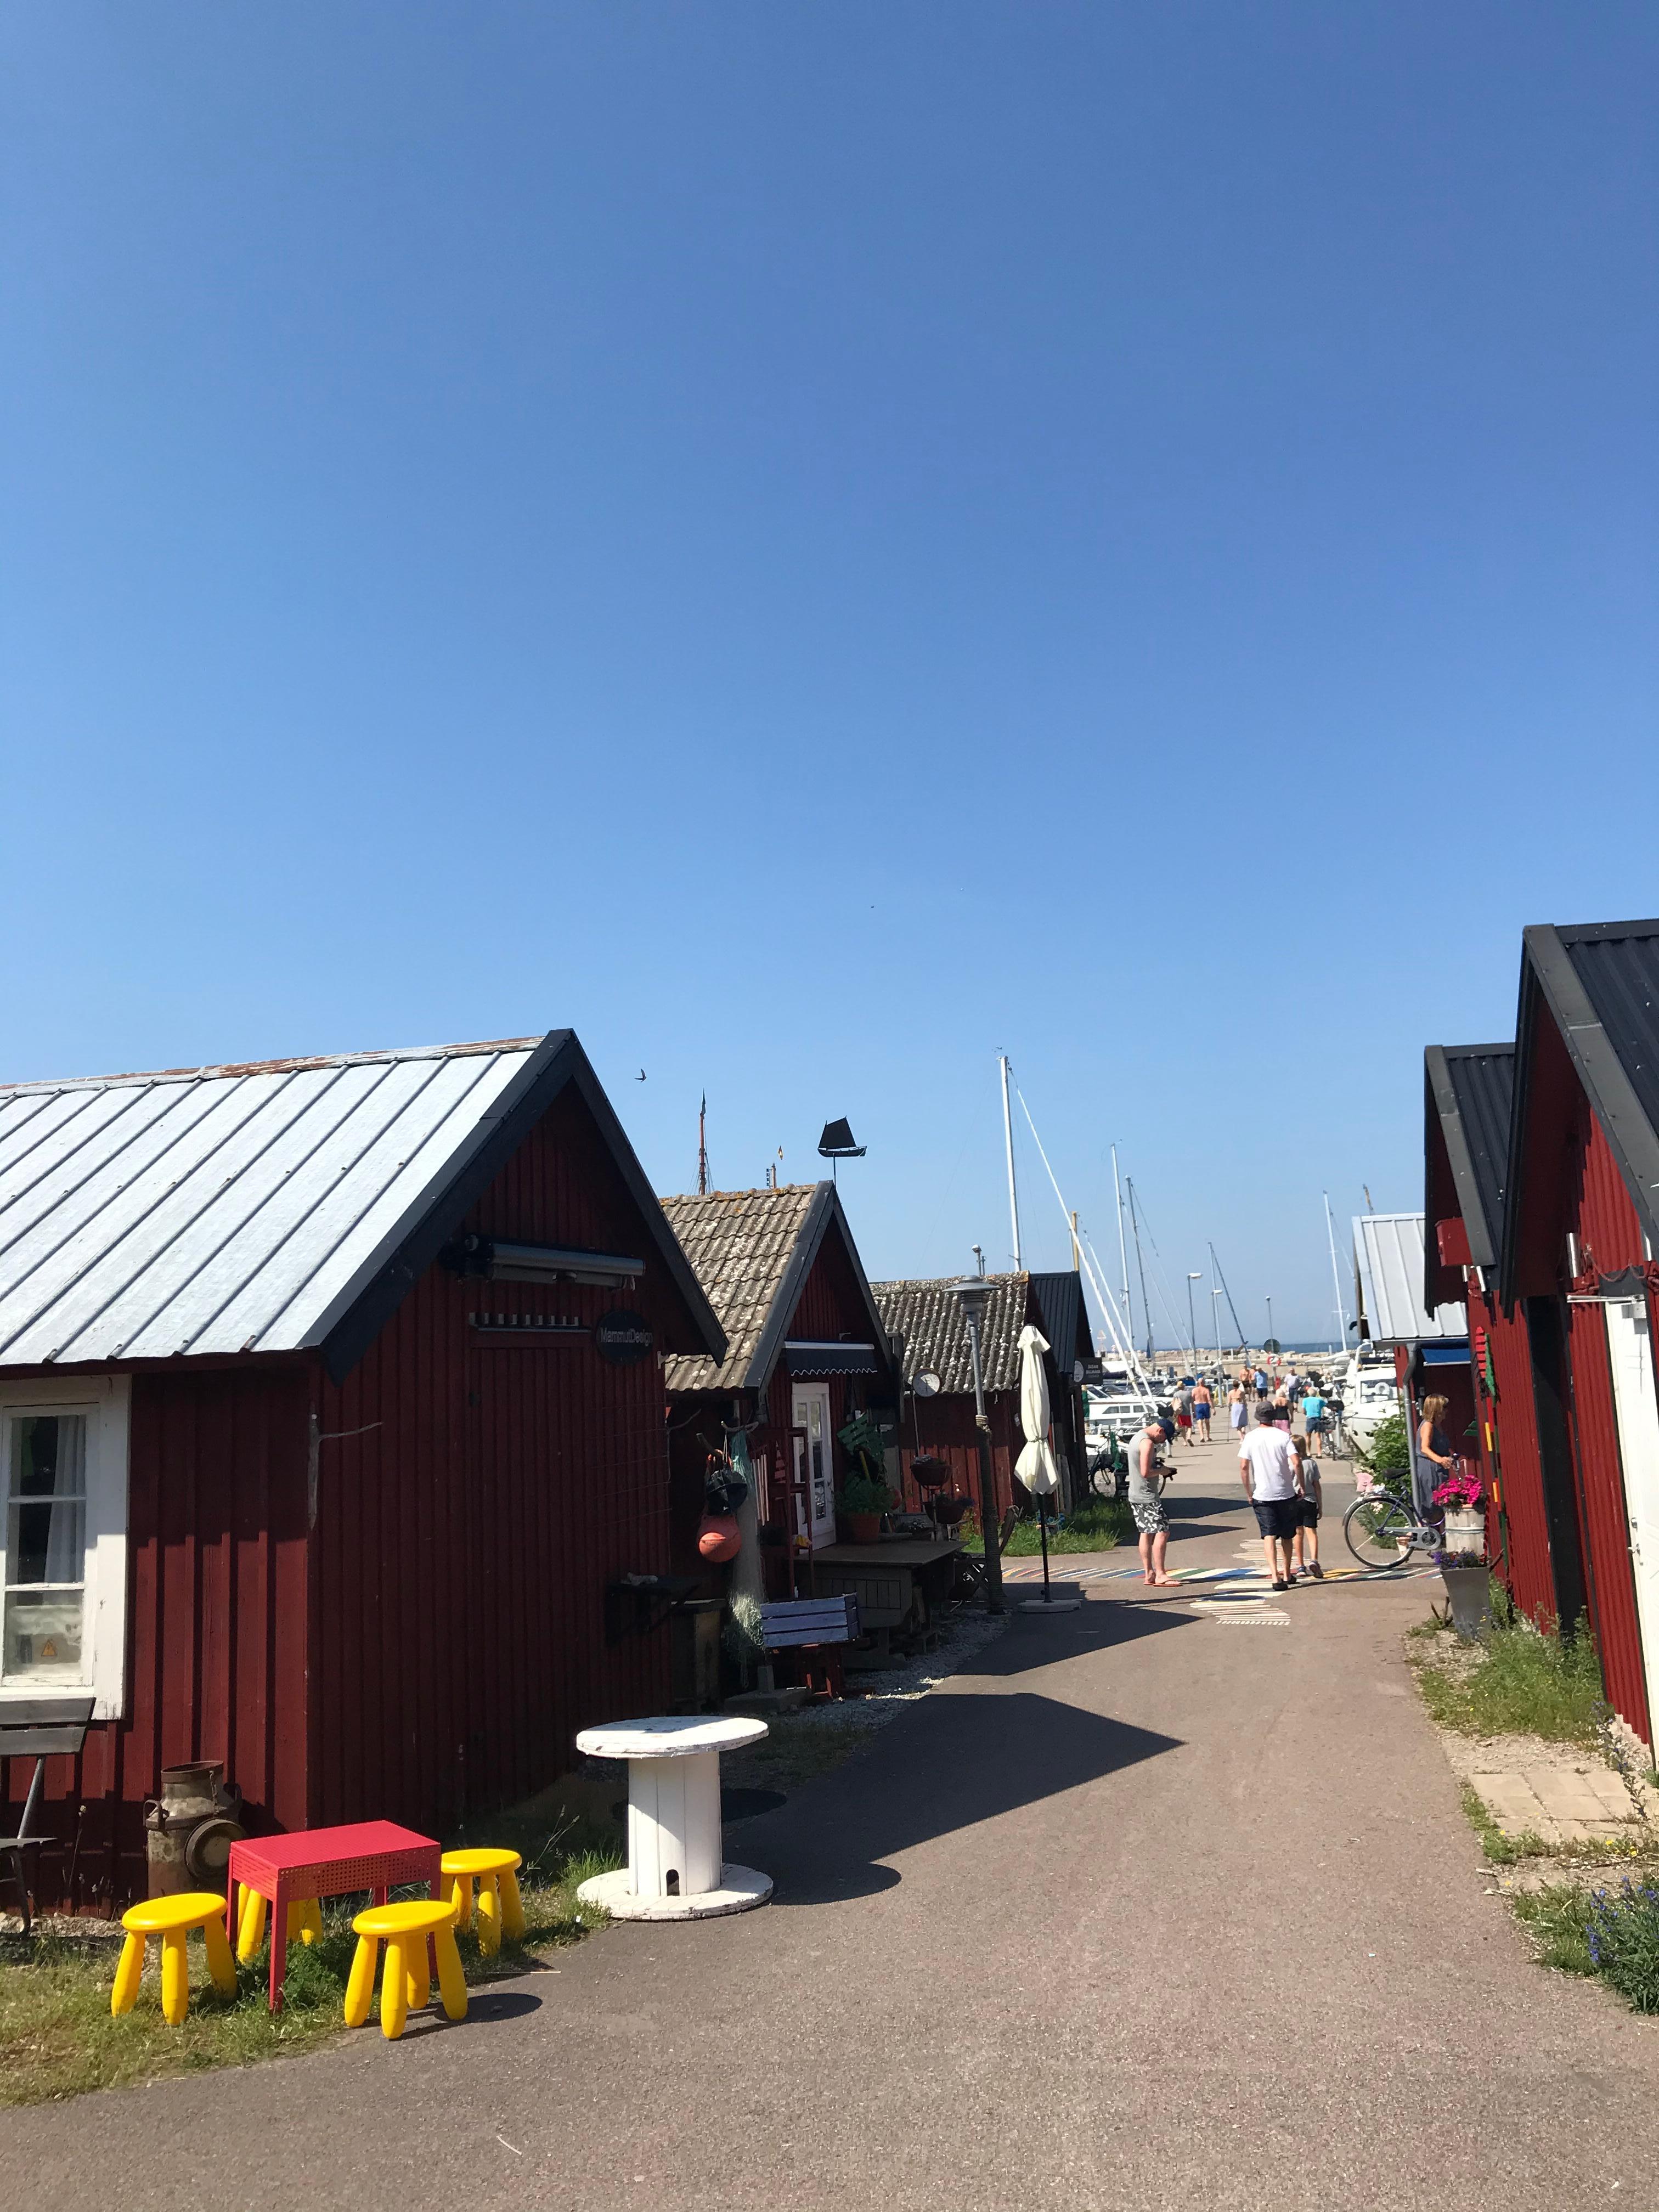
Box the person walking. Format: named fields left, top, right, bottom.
left=1300, top=1383, right=1327, bottom=1459
left=1291, top=1433, right=1324, bottom=1580
left=1173, top=1380, right=1194, bottom=1447
left=1129, top=1415, right=1178, bottom=1586
left=1253, top=1363, right=1269, bottom=1398
left=1228, top=1382, right=1248, bottom=1443
left=1239, top=1401, right=1304, bottom=1592
left=1191, top=1377, right=1214, bottom=1443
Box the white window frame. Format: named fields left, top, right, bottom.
left=0, top=1374, right=129, bottom=1719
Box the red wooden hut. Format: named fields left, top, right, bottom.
left=870, top=1271, right=1095, bottom=1523
left=1500, top=919, right=1659, bottom=1746
left=0, top=1031, right=724, bottom=1908
left=1424, top=1042, right=1582, bottom=1630
left=659, top=1184, right=898, bottom=1586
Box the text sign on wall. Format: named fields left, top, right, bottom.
left=594, top=1309, right=653, bottom=1365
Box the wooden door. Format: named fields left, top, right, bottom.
left=1606, top=1299, right=1659, bottom=1733
left=791, top=1384, right=836, bottom=1551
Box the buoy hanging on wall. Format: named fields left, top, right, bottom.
left=696, top=1513, right=741, bottom=1564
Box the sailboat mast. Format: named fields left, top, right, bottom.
left=1126, top=1178, right=1154, bottom=1358
left=1111, top=1144, right=1133, bottom=1353
left=1210, top=1241, right=1246, bottom=1352
left=1324, top=1192, right=1351, bottom=1354
left=1000, top=1055, right=1022, bottom=1268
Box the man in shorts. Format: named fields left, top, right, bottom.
left=1173, top=1381, right=1194, bottom=1446
left=1190, top=1378, right=1213, bottom=1442
left=1291, top=1434, right=1324, bottom=1579
left=1128, top=1416, right=1178, bottom=1585
left=1239, top=1401, right=1304, bottom=1592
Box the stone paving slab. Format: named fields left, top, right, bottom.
left=1469, top=1763, right=1635, bottom=1843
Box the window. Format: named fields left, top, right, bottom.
left=0, top=1376, right=128, bottom=1717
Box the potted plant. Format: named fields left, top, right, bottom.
left=1435, top=1547, right=1491, bottom=1639
left=1432, top=1465, right=1485, bottom=1556
left=838, top=1472, right=895, bottom=1545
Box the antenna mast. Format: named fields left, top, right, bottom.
left=697, top=1094, right=708, bottom=1197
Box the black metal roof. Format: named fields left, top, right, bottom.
left=1028, top=1270, right=1095, bottom=1380
left=1500, top=918, right=1659, bottom=1299
left=1425, top=1043, right=1515, bottom=1270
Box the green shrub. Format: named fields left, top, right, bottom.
left=1354, top=1411, right=1410, bottom=1478
left=1586, top=1881, right=1659, bottom=2011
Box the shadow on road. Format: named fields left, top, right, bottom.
left=760, top=1684, right=1183, bottom=1905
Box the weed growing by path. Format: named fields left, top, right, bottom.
left=1514, top=1880, right=1659, bottom=2011
left=963, top=1499, right=1133, bottom=1555
left=1414, top=1607, right=1602, bottom=1744
left=1511, top=1884, right=1598, bottom=1978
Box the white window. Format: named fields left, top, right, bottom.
left=0, top=1375, right=128, bottom=1718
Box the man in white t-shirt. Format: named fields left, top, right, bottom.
left=1239, top=1402, right=1305, bottom=1591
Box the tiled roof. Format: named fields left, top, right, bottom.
left=0, top=1032, right=724, bottom=1379
left=659, top=1184, right=822, bottom=1393
left=870, top=1274, right=1031, bottom=1396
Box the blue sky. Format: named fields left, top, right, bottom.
left=3, top=4, right=1655, bottom=1343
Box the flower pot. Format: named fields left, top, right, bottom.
left=1439, top=1561, right=1491, bottom=1640
left=1443, top=1510, right=1485, bottom=1555
left=845, top=1513, right=881, bottom=1545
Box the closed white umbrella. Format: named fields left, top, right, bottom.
left=1013, top=1323, right=1078, bottom=1610
left=1014, top=1324, right=1061, bottom=1497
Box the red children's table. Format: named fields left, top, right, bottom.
left=226, top=1821, right=443, bottom=2011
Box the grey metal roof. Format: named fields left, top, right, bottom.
left=1425, top=1045, right=1514, bottom=1268
left=870, top=1274, right=1031, bottom=1396
left=0, top=1032, right=726, bottom=1378
left=1352, top=1213, right=1466, bottom=1347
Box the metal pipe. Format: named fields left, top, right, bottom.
left=1111, top=1144, right=1132, bottom=1352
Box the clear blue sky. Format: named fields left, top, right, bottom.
left=3, top=5, right=1655, bottom=1344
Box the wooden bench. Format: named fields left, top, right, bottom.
left=759, top=1594, right=860, bottom=1700
left=1, top=1695, right=95, bottom=1934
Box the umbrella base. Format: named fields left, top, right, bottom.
left=1019, top=1595, right=1081, bottom=1612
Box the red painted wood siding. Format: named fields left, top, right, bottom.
left=900, top=1393, right=1019, bottom=1526
left=8, top=1364, right=311, bottom=1911
left=313, top=1085, right=685, bottom=1830
left=1474, top=1291, right=1555, bottom=1626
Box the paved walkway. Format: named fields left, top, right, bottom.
left=11, top=1440, right=1659, bottom=2208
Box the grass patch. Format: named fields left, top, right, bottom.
left=1413, top=1605, right=1603, bottom=1745
left=0, top=1816, right=619, bottom=2108
left=963, top=1499, right=1134, bottom=1556
left=1457, top=1781, right=1548, bottom=1866
left=1512, top=1883, right=1599, bottom=1978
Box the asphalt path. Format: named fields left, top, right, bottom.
left=11, top=1438, right=1659, bottom=2209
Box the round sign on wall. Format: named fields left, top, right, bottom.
left=594, top=1309, right=653, bottom=1365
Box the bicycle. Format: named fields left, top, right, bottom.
left=1343, top=1483, right=1442, bottom=1570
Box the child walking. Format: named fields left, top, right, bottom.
left=1292, top=1435, right=1323, bottom=1581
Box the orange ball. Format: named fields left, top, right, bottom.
left=696, top=1513, right=741, bottom=1563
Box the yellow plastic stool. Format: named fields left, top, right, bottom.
left=346, top=1899, right=465, bottom=2040
left=112, top=1893, right=238, bottom=2025
left=234, top=1884, right=323, bottom=1962
left=441, top=1848, right=525, bottom=1956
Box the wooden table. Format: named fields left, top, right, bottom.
left=809, top=1537, right=965, bottom=1665
left=573, top=1717, right=772, bottom=1921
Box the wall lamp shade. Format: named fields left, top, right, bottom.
left=442, top=1235, right=645, bottom=1288
left=817, top=1118, right=867, bottom=1160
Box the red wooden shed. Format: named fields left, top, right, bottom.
left=870, top=1271, right=1095, bottom=1523
left=0, top=1030, right=724, bottom=1908
left=1500, top=921, right=1659, bottom=1744
left=659, top=1183, right=898, bottom=1584
left=1424, top=1042, right=1574, bottom=1629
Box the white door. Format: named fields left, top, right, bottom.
left=1606, top=1299, right=1659, bottom=1730
left=791, top=1384, right=836, bottom=1551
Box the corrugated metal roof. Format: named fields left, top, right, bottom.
left=1352, top=1212, right=1465, bottom=1347
left=1562, top=921, right=1659, bottom=1143
left=0, top=1038, right=542, bottom=1368
left=659, top=1185, right=822, bottom=1393
left=1027, top=1271, right=1096, bottom=1378
left=871, top=1274, right=1031, bottom=1396
left=1427, top=1045, right=1514, bottom=1266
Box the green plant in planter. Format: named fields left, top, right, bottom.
left=1353, top=1411, right=1410, bottom=1479
left=838, top=1471, right=896, bottom=1516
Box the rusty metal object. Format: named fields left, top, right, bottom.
left=144, top=1763, right=244, bottom=1897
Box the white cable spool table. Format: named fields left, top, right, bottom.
left=573, top=1716, right=773, bottom=1921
